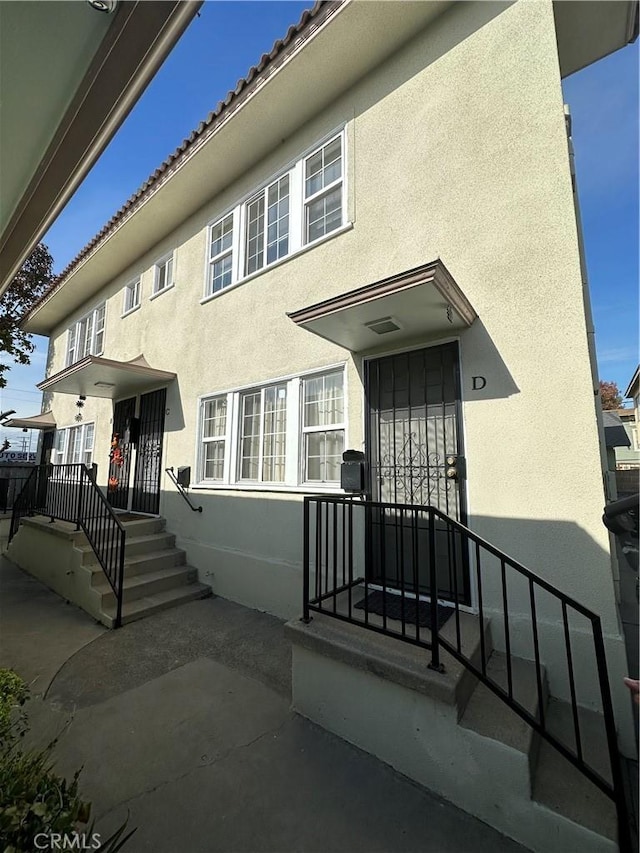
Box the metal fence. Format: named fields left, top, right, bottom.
left=303, top=494, right=632, bottom=853
left=9, top=464, right=127, bottom=627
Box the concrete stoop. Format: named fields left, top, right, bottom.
left=6, top=514, right=211, bottom=628
left=286, top=613, right=619, bottom=853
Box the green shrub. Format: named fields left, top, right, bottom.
left=0, top=670, right=134, bottom=853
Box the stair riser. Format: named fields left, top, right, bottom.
left=100, top=569, right=199, bottom=606
left=118, top=518, right=165, bottom=536
left=124, top=550, right=187, bottom=577
left=80, top=534, right=176, bottom=565
left=118, top=586, right=211, bottom=625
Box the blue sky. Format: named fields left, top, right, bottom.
left=1, top=2, right=638, bottom=447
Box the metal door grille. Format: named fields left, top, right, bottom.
left=365, top=343, right=469, bottom=603
left=132, top=388, right=166, bottom=515
left=108, top=397, right=136, bottom=510
left=366, top=343, right=463, bottom=518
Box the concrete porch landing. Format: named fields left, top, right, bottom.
left=0, top=556, right=527, bottom=853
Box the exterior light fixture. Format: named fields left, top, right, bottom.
left=86, top=0, right=118, bottom=13
left=94, top=381, right=116, bottom=388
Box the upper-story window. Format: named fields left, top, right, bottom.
left=66, top=304, right=105, bottom=366
left=123, top=278, right=141, bottom=315
left=304, top=136, right=342, bottom=243
left=204, top=130, right=345, bottom=300
left=153, top=253, right=174, bottom=296
left=208, top=215, right=234, bottom=295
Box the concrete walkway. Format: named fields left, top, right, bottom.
left=0, top=556, right=528, bottom=853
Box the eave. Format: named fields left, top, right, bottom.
left=0, top=0, right=202, bottom=295
left=23, top=0, right=453, bottom=336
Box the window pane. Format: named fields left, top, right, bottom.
left=303, top=371, right=344, bottom=427
left=67, top=327, right=76, bottom=365
left=306, top=186, right=342, bottom=243
left=210, top=254, right=233, bottom=294
left=240, top=392, right=261, bottom=479
left=204, top=442, right=225, bottom=480
left=266, top=176, right=289, bottom=265
left=211, top=214, right=233, bottom=258
left=305, top=430, right=344, bottom=483
left=125, top=281, right=140, bottom=312
left=305, top=137, right=342, bottom=198
left=204, top=397, right=227, bottom=438
left=262, top=385, right=287, bottom=482
left=245, top=196, right=265, bottom=275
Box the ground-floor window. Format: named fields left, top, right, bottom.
left=52, top=423, right=94, bottom=466
left=198, top=366, right=345, bottom=487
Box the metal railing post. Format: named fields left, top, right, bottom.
left=592, top=620, right=633, bottom=853
left=302, top=497, right=310, bottom=623
left=428, top=506, right=444, bottom=672
left=75, top=466, right=83, bottom=530
left=115, top=526, right=126, bottom=629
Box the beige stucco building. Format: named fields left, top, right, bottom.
left=11, top=2, right=639, bottom=850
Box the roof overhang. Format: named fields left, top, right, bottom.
left=625, top=365, right=640, bottom=400
left=288, top=260, right=476, bottom=352
left=603, top=411, right=632, bottom=449
left=37, top=354, right=176, bottom=400
left=553, top=0, right=638, bottom=78
left=0, top=0, right=202, bottom=295
left=3, top=411, right=56, bottom=431
left=23, top=0, right=455, bottom=336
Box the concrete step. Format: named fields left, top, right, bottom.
left=286, top=607, right=492, bottom=716
left=101, top=581, right=212, bottom=627
left=116, top=516, right=166, bottom=536
left=124, top=548, right=187, bottom=577
left=460, top=651, right=548, bottom=773
left=532, top=698, right=617, bottom=842
left=95, top=565, right=199, bottom=606
left=79, top=531, right=176, bottom=564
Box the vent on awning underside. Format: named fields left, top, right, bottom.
left=364, top=316, right=401, bottom=335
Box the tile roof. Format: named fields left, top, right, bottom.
left=30, top=0, right=338, bottom=317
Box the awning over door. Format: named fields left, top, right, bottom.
left=37, top=354, right=176, bottom=400
left=3, top=411, right=56, bottom=430
left=288, top=260, right=477, bottom=351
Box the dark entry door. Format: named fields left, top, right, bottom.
left=365, top=342, right=469, bottom=604
left=108, top=397, right=136, bottom=510
left=131, top=388, right=166, bottom=515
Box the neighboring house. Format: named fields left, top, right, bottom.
left=617, top=365, right=640, bottom=469
left=0, top=0, right=202, bottom=292
left=7, top=2, right=639, bottom=850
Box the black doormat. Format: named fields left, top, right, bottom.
left=355, top=590, right=453, bottom=629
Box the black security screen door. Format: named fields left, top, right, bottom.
left=365, top=342, right=469, bottom=604
left=108, top=396, right=136, bottom=510
left=132, top=388, right=167, bottom=515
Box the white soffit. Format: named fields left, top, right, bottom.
left=288, top=260, right=477, bottom=352
left=37, top=354, right=176, bottom=399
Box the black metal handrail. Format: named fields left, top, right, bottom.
left=9, top=464, right=127, bottom=627
left=165, top=467, right=202, bottom=512
left=302, top=495, right=632, bottom=853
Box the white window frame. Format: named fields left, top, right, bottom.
left=122, top=278, right=141, bottom=316
left=52, top=423, right=95, bottom=466
left=206, top=213, right=236, bottom=297
left=202, top=128, right=347, bottom=302
left=152, top=252, right=175, bottom=297
left=300, top=369, right=346, bottom=485
left=195, top=364, right=347, bottom=491
left=66, top=304, right=105, bottom=367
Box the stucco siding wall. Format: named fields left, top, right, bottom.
left=43, top=0, right=615, bottom=639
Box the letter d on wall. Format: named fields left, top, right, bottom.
left=472, top=376, right=487, bottom=391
